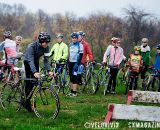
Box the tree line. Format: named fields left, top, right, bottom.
left=0, top=3, right=160, bottom=60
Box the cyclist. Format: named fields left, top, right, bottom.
left=128, top=46, right=143, bottom=90
left=77, top=31, right=94, bottom=84
left=151, top=44, right=160, bottom=91
left=103, top=37, right=124, bottom=94
left=77, top=31, right=93, bottom=64
left=67, top=32, right=83, bottom=97
left=49, top=33, right=68, bottom=62
left=140, top=38, right=151, bottom=86
left=0, top=31, right=17, bottom=65
left=49, top=33, right=68, bottom=74
left=23, top=32, right=53, bottom=112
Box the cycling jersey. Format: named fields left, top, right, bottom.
left=81, top=40, right=93, bottom=64
left=140, top=45, right=150, bottom=66
left=153, top=53, right=160, bottom=70
left=129, top=54, right=142, bottom=72
left=0, top=39, right=17, bottom=64
left=69, top=42, right=83, bottom=63
left=103, top=45, right=124, bottom=66
left=24, top=42, right=50, bottom=73
left=49, top=42, right=68, bottom=61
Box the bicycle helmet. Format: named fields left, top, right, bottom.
left=38, top=32, right=51, bottom=43
left=77, top=31, right=86, bottom=37
left=141, top=38, right=148, bottom=43
left=56, top=33, right=64, bottom=38
left=134, top=46, right=141, bottom=51
left=71, top=32, right=78, bottom=39
left=156, top=44, right=160, bottom=49
left=3, top=31, right=11, bottom=38
left=16, top=36, right=22, bottom=41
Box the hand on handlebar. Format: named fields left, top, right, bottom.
left=34, top=72, right=40, bottom=78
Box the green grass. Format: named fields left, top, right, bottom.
left=0, top=83, right=160, bottom=130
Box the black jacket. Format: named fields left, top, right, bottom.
left=24, top=42, right=50, bottom=73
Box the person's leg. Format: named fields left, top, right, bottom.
left=134, top=73, right=139, bottom=90
left=112, top=68, right=119, bottom=92
left=24, top=61, right=35, bottom=112
left=107, top=68, right=113, bottom=92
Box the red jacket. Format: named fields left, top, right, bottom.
left=81, top=40, right=94, bottom=64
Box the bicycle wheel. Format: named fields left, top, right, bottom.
left=103, top=74, right=110, bottom=95
left=33, top=87, right=60, bottom=119
left=0, top=82, right=21, bottom=111
left=125, top=75, right=131, bottom=95
left=50, top=76, right=61, bottom=94
left=116, top=68, right=124, bottom=87
left=142, top=74, right=152, bottom=91
left=86, top=71, right=98, bottom=94
left=62, top=70, right=70, bottom=95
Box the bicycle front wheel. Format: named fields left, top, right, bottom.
left=33, top=87, right=60, bottom=119
left=0, top=82, right=21, bottom=111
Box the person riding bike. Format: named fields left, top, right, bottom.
left=67, top=32, right=83, bottom=97
left=23, top=32, right=53, bottom=112
left=150, top=44, right=160, bottom=91
left=128, top=46, right=143, bottom=90
left=103, top=37, right=124, bottom=94
left=140, top=38, right=151, bottom=86
left=0, top=31, right=17, bottom=65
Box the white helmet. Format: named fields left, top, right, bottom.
left=141, top=38, right=148, bottom=43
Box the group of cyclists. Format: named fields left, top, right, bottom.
left=0, top=30, right=160, bottom=112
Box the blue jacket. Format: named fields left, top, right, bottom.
left=24, top=42, right=50, bottom=73
left=153, top=53, right=160, bottom=70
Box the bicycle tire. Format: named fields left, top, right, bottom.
left=0, top=82, right=21, bottom=111
left=33, top=87, right=60, bottom=119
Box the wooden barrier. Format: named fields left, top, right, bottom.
left=104, top=103, right=160, bottom=123
left=127, top=90, right=160, bottom=105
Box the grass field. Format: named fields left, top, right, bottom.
left=0, top=82, right=160, bottom=130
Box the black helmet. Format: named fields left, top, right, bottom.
left=38, top=32, right=51, bottom=43
left=156, top=44, right=160, bottom=49
left=71, top=32, right=78, bottom=39
left=3, top=31, right=11, bottom=38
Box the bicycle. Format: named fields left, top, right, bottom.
left=90, top=63, right=110, bottom=95
left=125, top=68, right=139, bottom=94
left=116, top=61, right=129, bottom=87
left=79, top=61, right=97, bottom=94
left=142, top=68, right=160, bottom=92
left=42, top=59, right=70, bottom=95
left=0, top=72, right=60, bottom=119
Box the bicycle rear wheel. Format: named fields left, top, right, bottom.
left=33, top=87, right=60, bottom=119
left=0, top=82, right=21, bottom=111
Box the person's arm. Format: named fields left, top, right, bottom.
left=61, top=44, right=68, bottom=60
left=86, top=43, right=94, bottom=61
left=44, top=47, right=50, bottom=72
left=49, top=44, right=55, bottom=57
left=77, top=43, right=83, bottom=65
left=117, top=48, right=124, bottom=65
left=27, top=45, right=37, bottom=73
left=103, top=45, right=111, bottom=63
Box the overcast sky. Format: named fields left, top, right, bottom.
left=1, top=0, right=160, bottom=18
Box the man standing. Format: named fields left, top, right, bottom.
left=67, top=32, right=83, bottom=97
left=24, top=32, right=53, bottom=111
left=103, top=37, right=124, bottom=94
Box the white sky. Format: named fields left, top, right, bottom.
left=1, top=0, right=160, bottom=18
